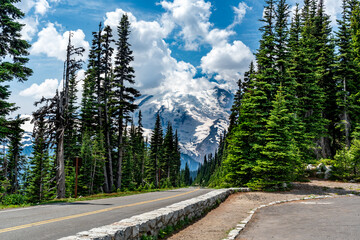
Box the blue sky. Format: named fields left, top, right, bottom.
left=10, top=0, right=343, bottom=130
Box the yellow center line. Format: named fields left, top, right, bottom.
left=0, top=188, right=200, bottom=234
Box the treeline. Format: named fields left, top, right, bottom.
left=195, top=0, right=360, bottom=189
left=0, top=2, right=184, bottom=204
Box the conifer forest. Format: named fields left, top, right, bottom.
left=1, top=0, right=360, bottom=206
left=195, top=0, right=360, bottom=190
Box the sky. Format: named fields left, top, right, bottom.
left=9, top=0, right=344, bottom=131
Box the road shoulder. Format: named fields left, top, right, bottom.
left=168, top=180, right=360, bottom=240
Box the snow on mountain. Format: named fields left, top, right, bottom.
left=134, top=86, right=233, bottom=170
left=21, top=131, right=34, bottom=156
left=17, top=86, right=234, bottom=171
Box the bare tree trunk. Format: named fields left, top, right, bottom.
left=56, top=129, right=66, bottom=198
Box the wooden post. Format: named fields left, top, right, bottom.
left=75, top=157, right=79, bottom=198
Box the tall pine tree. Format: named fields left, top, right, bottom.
left=113, top=14, right=140, bottom=190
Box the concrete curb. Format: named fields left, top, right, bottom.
left=222, top=194, right=339, bottom=240
left=58, top=188, right=250, bottom=240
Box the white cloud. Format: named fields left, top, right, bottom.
left=19, top=17, right=39, bottom=41
left=104, top=8, right=215, bottom=94
left=288, top=0, right=342, bottom=26
left=15, top=0, right=36, bottom=14
left=103, top=0, right=254, bottom=95
left=205, top=28, right=235, bottom=47
left=15, top=0, right=59, bottom=41
left=19, top=78, right=59, bottom=99
left=19, top=68, right=84, bottom=102
left=201, top=41, right=254, bottom=82
left=20, top=115, right=34, bottom=132
left=31, top=23, right=89, bottom=61
left=229, top=2, right=251, bottom=29
left=324, top=0, right=342, bottom=26
left=35, top=0, right=50, bottom=15
left=159, top=0, right=212, bottom=50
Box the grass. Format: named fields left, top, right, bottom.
left=0, top=187, right=178, bottom=210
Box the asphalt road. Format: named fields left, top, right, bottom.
left=238, top=196, right=360, bottom=240
left=0, top=188, right=212, bottom=240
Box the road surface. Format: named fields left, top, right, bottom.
left=238, top=196, right=360, bottom=240
left=0, top=188, right=212, bottom=240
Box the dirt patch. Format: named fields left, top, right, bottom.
left=167, top=180, right=360, bottom=240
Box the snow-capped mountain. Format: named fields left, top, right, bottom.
left=17, top=86, right=233, bottom=171
left=21, top=131, right=33, bottom=157
left=135, top=86, right=233, bottom=170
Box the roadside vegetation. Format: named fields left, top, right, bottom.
left=195, top=0, right=360, bottom=190
left=0, top=1, right=193, bottom=207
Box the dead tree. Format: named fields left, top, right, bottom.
left=33, top=33, right=84, bottom=199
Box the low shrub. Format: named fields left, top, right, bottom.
left=2, top=194, right=28, bottom=205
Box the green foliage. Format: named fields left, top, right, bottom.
left=249, top=89, right=300, bottom=189
left=200, top=0, right=360, bottom=189
left=332, top=138, right=360, bottom=180
left=27, top=115, right=52, bottom=202
left=1, top=194, right=27, bottom=206
left=0, top=0, right=32, bottom=141
left=146, top=114, right=163, bottom=187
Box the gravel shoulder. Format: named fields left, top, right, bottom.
left=168, top=180, right=360, bottom=240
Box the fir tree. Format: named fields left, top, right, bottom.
left=163, top=122, right=174, bottom=183
left=147, top=114, right=163, bottom=187
left=112, top=14, right=140, bottom=190
left=0, top=0, right=32, bottom=142
left=250, top=88, right=299, bottom=189
left=28, top=115, right=51, bottom=202
left=352, top=1, right=360, bottom=64
left=172, top=130, right=181, bottom=186
left=256, top=0, right=277, bottom=102
left=223, top=75, right=268, bottom=186
left=336, top=0, right=360, bottom=148
left=184, top=162, right=191, bottom=186
left=6, top=116, right=27, bottom=194
left=102, top=25, right=115, bottom=192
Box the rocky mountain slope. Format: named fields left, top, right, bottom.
left=135, top=86, right=233, bottom=170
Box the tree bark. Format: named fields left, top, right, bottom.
left=56, top=129, right=66, bottom=198
left=117, top=114, right=123, bottom=190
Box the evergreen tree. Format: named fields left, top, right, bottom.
left=6, top=116, right=26, bottom=194
left=313, top=0, right=337, bottom=158
left=112, top=14, right=140, bottom=190
left=0, top=0, right=32, bottom=142
left=223, top=75, right=268, bottom=186
left=291, top=0, right=326, bottom=161
left=336, top=0, right=360, bottom=148
left=147, top=114, right=163, bottom=187
left=121, top=122, right=133, bottom=189
left=136, top=111, right=146, bottom=185
left=184, top=162, right=191, bottom=186
left=172, top=130, right=181, bottom=186
left=250, top=88, right=300, bottom=189
left=163, top=122, right=174, bottom=183
left=102, top=25, right=115, bottom=192
left=64, top=67, right=80, bottom=197
left=352, top=1, right=360, bottom=64
left=28, top=115, right=51, bottom=202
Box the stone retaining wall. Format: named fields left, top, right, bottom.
left=59, top=188, right=250, bottom=240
